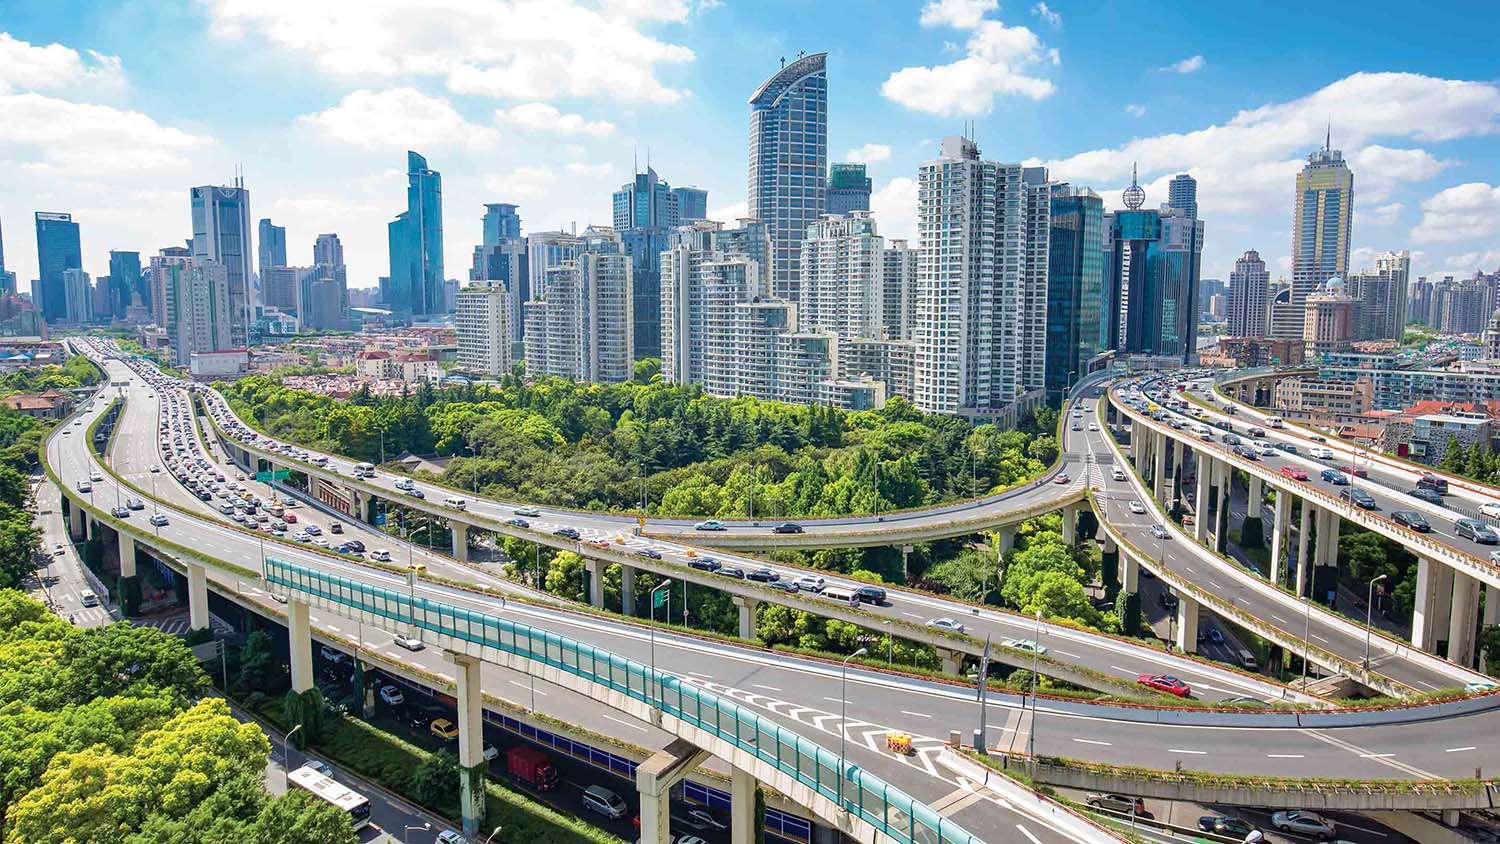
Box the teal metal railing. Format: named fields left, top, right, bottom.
left=265, top=558, right=980, bottom=844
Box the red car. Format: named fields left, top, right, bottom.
left=1137, top=674, right=1192, bottom=697
left=1338, top=465, right=1369, bottom=478
left=1279, top=466, right=1309, bottom=481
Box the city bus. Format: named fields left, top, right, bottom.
left=286, top=765, right=372, bottom=830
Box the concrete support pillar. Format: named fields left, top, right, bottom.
left=1430, top=564, right=1454, bottom=639
left=359, top=661, right=376, bottom=719
left=1447, top=571, right=1479, bottom=668
left=1170, top=439, right=1183, bottom=506
left=937, top=647, right=963, bottom=675
left=730, top=767, right=756, bottom=844
left=1412, top=557, right=1442, bottom=654
left=1317, top=508, right=1340, bottom=568
left=118, top=531, right=136, bottom=578
left=187, top=562, right=209, bottom=631
left=637, top=740, right=709, bottom=844
left=1121, top=553, right=1139, bottom=593
left=1152, top=432, right=1168, bottom=502
left=447, top=652, right=486, bottom=837
left=68, top=501, right=85, bottom=540
left=584, top=559, right=604, bottom=608
left=1175, top=593, right=1200, bottom=653
left=1194, top=455, right=1211, bottom=542
left=85, top=515, right=94, bottom=541
left=1484, top=583, right=1500, bottom=667
left=996, top=524, right=1017, bottom=557
left=620, top=564, right=636, bottom=616
left=1247, top=475, right=1264, bottom=517
left=1269, top=494, right=1291, bottom=584
left=1060, top=504, right=1079, bottom=545
left=288, top=599, right=314, bottom=693
left=1295, top=503, right=1313, bottom=597
left=731, top=595, right=759, bottom=640
left=1213, top=459, right=1230, bottom=550
left=451, top=522, right=469, bottom=562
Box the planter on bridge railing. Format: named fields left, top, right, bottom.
left=264, top=557, right=982, bottom=844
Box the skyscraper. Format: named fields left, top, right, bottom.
left=1227, top=249, right=1270, bottom=337
left=34, top=212, right=81, bottom=323
left=671, top=187, right=708, bottom=222
left=1045, top=185, right=1106, bottom=403
left=63, top=269, right=92, bottom=324
left=471, top=204, right=528, bottom=360
left=161, top=258, right=233, bottom=364
left=749, top=52, right=828, bottom=302
left=799, top=211, right=883, bottom=339
left=522, top=227, right=633, bottom=383
left=660, top=219, right=772, bottom=386
left=385, top=151, right=445, bottom=317
left=456, top=283, right=513, bottom=378
left=613, top=167, right=698, bottom=359
left=1167, top=174, right=1199, bottom=220
left=481, top=203, right=521, bottom=246
left=881, top=240, right=916, bottom=341
left=108, top=250, right=142, bottom=318
left=1276, top=135, right=1354, bottom=339
left=827, top=163, right=872, bottom=215
left=1303, top=277, right=1356, bottom=356
left=912, top=136, right=1050, bottom=415
left=1347, top=250, right=1410, bottom=341
left=191, top=181, right=255, bottom=346
left=1102, top=169, right=1203, bottom=364
left=0, top=219, right=14, bottom=298
left=257, top=218, right=286, bottom=280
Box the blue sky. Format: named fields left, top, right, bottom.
left=2, top=0, right=1499, bottom=296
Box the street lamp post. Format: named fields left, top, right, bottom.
left=281, top=724, right=303, bottom=791
left=483, top=826, right=504, bottom=844
left=882, top=620, right=892, bottom=666
left=1028, top=610, right=1040, bottom=768
left=1364, top=573, right=1387, bottom=670
left=403, top=823, right=431, bottom=844
left=649, top=580, right=672, bottom=703
left=1301, top=593, right=1313, bottom=688
left=838, top=648, right=867, bottom=806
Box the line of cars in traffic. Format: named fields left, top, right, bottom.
left=1085, top=792, right=1347, bottom=842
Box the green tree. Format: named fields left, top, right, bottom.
left=407, top=750, right=459, bottom=808
left=59, top=623, right=209, bottom=706
left=1439, top=436, right=1466, bottom=474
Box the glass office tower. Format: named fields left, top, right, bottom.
left=385, top=150, right=445, bottom=317
left=748, top=52, right=827, bottom=302
left=1045, top=185, right=1105, bottom=402
left=34, top=212, right=81, bottom=323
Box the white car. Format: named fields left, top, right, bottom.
left=1479, top=502, right=1500, bottom=519
left=1087, top=422, right=1098, bottom=431
left=378, top=685, right=404, bottom=706
left=370, top=549, right=392, bottom=562
left=1254, top=442, right=1276, bottom=457
left=292, top=531, right=311, bottom=542
left=1002, top=638, right=1048, bottom=656
left=514, top=506, right=541, bottom=518
left=1128, top=501, right=1147, bottom=514
left=1111, top=469, right=1126, bottom=482
left=394, top=634, right=425, bottom=651
left=1272, top=811, right=1336, bottom=839
left=794, top=575, right=826, bottom=593
left=926, top=617, right=966, bottom=634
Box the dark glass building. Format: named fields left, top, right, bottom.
left=108, top=250, right=141, bottom=317
left=1104, top=206, right=1203, bottom=363
left=34, top=212, right=81, bottom=323
left=1045, top=185, right=1105, bottom=403
left=612, top=167, right=705, bottom=360
left=385, top=151, right=445, bottom=317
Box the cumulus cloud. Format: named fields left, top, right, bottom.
left=0, top=32, right=126, bottom=94
left=845, top=143, right=892, bottom=164
left=1160, top=55, right=1205, bottom=74
left=296, top=88, right=500, bottom=150
left=486, top=165, right=557, bottom=198
left=1410, top=182, right=1500, bottom=244
left=201, top=0, right=695, bottom=103
left=1355, top=202, right=1404, bottom=227
left=919, top=0, right=998, bottom=28
left=708, top=200, right=748, bottom=223
left=1031, top=2, right=1062, bottom=27
left=1, top=92, right=209, bottom=176
left=883, top=11, right=1057, bottom=115
left=497, top=102, right=614, bottom=137
left=565, top=161, right=614, bottom=177
left=1440, top=250, right=1500, bottom=272
left=871, top=177, right=919, bottom=243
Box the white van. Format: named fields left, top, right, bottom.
left=443, top=496, right=467, bottom=511
left=581, top=785, right=627, bottom=820
left=394, top=477, right=415, bottom=491
left=820, top=585, right=860, bottom=606
left=370, top=549, right=392, bottom=562
left=1265, top=416, right=1284, bottom=429
left=353, top=462, right=376, bottom=478
left=80, top=589, right=99, bottom=607
left=310, top=455, right=328, bottom=467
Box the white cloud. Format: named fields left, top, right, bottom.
left=1124, top=103, right=1147, bottom=117
left=919, top=0, right=998, bottom=28
left=1440, top=250, right=1500, bottom=272
left=497, top=102, right=615, bottom=137
left=1411, top=182, right=1500, bottom=244
left=0, top=32, right=126, bottom=94
left=1160, top=55, right=1205, bottom=75
left=883, top=17, right=1056, bottom=115
left=871, top=177, right=919, bottom=243
left=297, top=88, right=500, bottom=150
left=708, top=200, right=747, bottom=223
left=1043, top=73, right=1500, bottom=217
left=202, top=0, right=695, bottom=104
left=845, top=143, right=892, bottom=164
left=1031, top=2, right=1062, bottom=27
left=486, top=166, right=557, bottom=198
left=0, top=92, right=210, bottom=176
left=565, top=162, right=614, bottom=177
left=1355, top=202, right=1403, bottom=227
left=1350, top=145, right=1447, bottom=202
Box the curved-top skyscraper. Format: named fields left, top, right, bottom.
left=386, top=150, right=445, bottom=318
left=748, top=52, right=827, bottom=303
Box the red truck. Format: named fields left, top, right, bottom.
left=506, top=746, right=559, bottom=792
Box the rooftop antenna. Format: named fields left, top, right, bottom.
left=633, top=145, right=638, bottom=176
left=1325, top=120, right=1332, bottom=152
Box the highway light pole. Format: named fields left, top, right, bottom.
left=649, top=579, right=672, bottom=704
left=403, top=823, right=431, bottom=844
left=463, top=446, right=477, bottom=494
left=1028, top=610, right=1040, bottom=769
left=281, top=724, right=302, bottom=790
left=1364, top=573, right=1387, bottom=670
left=839, top=648, right=867, bottom=806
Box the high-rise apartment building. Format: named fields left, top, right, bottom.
left=522, top=227, right=633, bottom=383
left=1430, top=275, right=1491, bottom=335
left=456, top=283, right=513, bottom=378
left=1227, top=249, right=1270, bottom=337
left=34, top=212, right=81, bottom=323
left=1167, top=174, right=1199, bottom=220
left=1276, top=136, right=1354, bottom=339
left=471, top=204, right=528, bottom=360
left=1103, top=170, right=1204, bottom=364
left=107, top=250, right=141, bottom=318
left=881, top=240, right=916, bottom=341
left=149, top=246, right=191, bottom=328
left=311, top=232, right=348, bottom=324
left=257, top=218, right=286, bottom=280
left=660, top=219, right=771, bottom=385
left=799, top=211, right=883, bottom=339
left=827, top=163, right=872, bottom=216
left=671, top=187, right=708, bottom=222
left=613, top=167, right=702, bottom=360
left=1045, top=185, right=1106, bottom=403
left=748, top=52, right=827, bottom=302
left=385, top=151, right=445, bottom=317
left=1303, top=277, right=1356, bottom=356
left=191, top=181, right=255, bottom=346
left=526, top=231, right=581, bottom=303
left=63, top=269, right=92, bottom=324
left=912, top=136, right=1050, bottom=415
left=1347, top=250, right=1410, bottom=341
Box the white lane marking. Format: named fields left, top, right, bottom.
left=1054, top=650, right=1082, bottom=659
left=1072, top=738, right=1111, bottom=746
left=686, top=671, right=713, bottom=678
left=900, top=710, right=932, bottom=718
left=1168, top=748, right=1206, bottom=755
left=601, top=714, right=648, bottom=733
left=1016, top=825, right=1043, bottom=844
left=1209, top=582, right=1223, bottom=590
left=751, top=684, right=782, bottom=692
left=1445, top=746, right=1476, bottom=753
left=823, top=697, right=851, bottom=704
left=1270, top=614, right=1287, bottom=624
left=902, top=612, right=925, bottom=620
left=1359, top=753, right=1395, bottom=759
left=1107, top=665, right=1136, bottom=674
left=1266, top=754, right=1304, bottom=758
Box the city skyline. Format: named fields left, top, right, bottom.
left=1, top=3, right=1497, bottom=298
